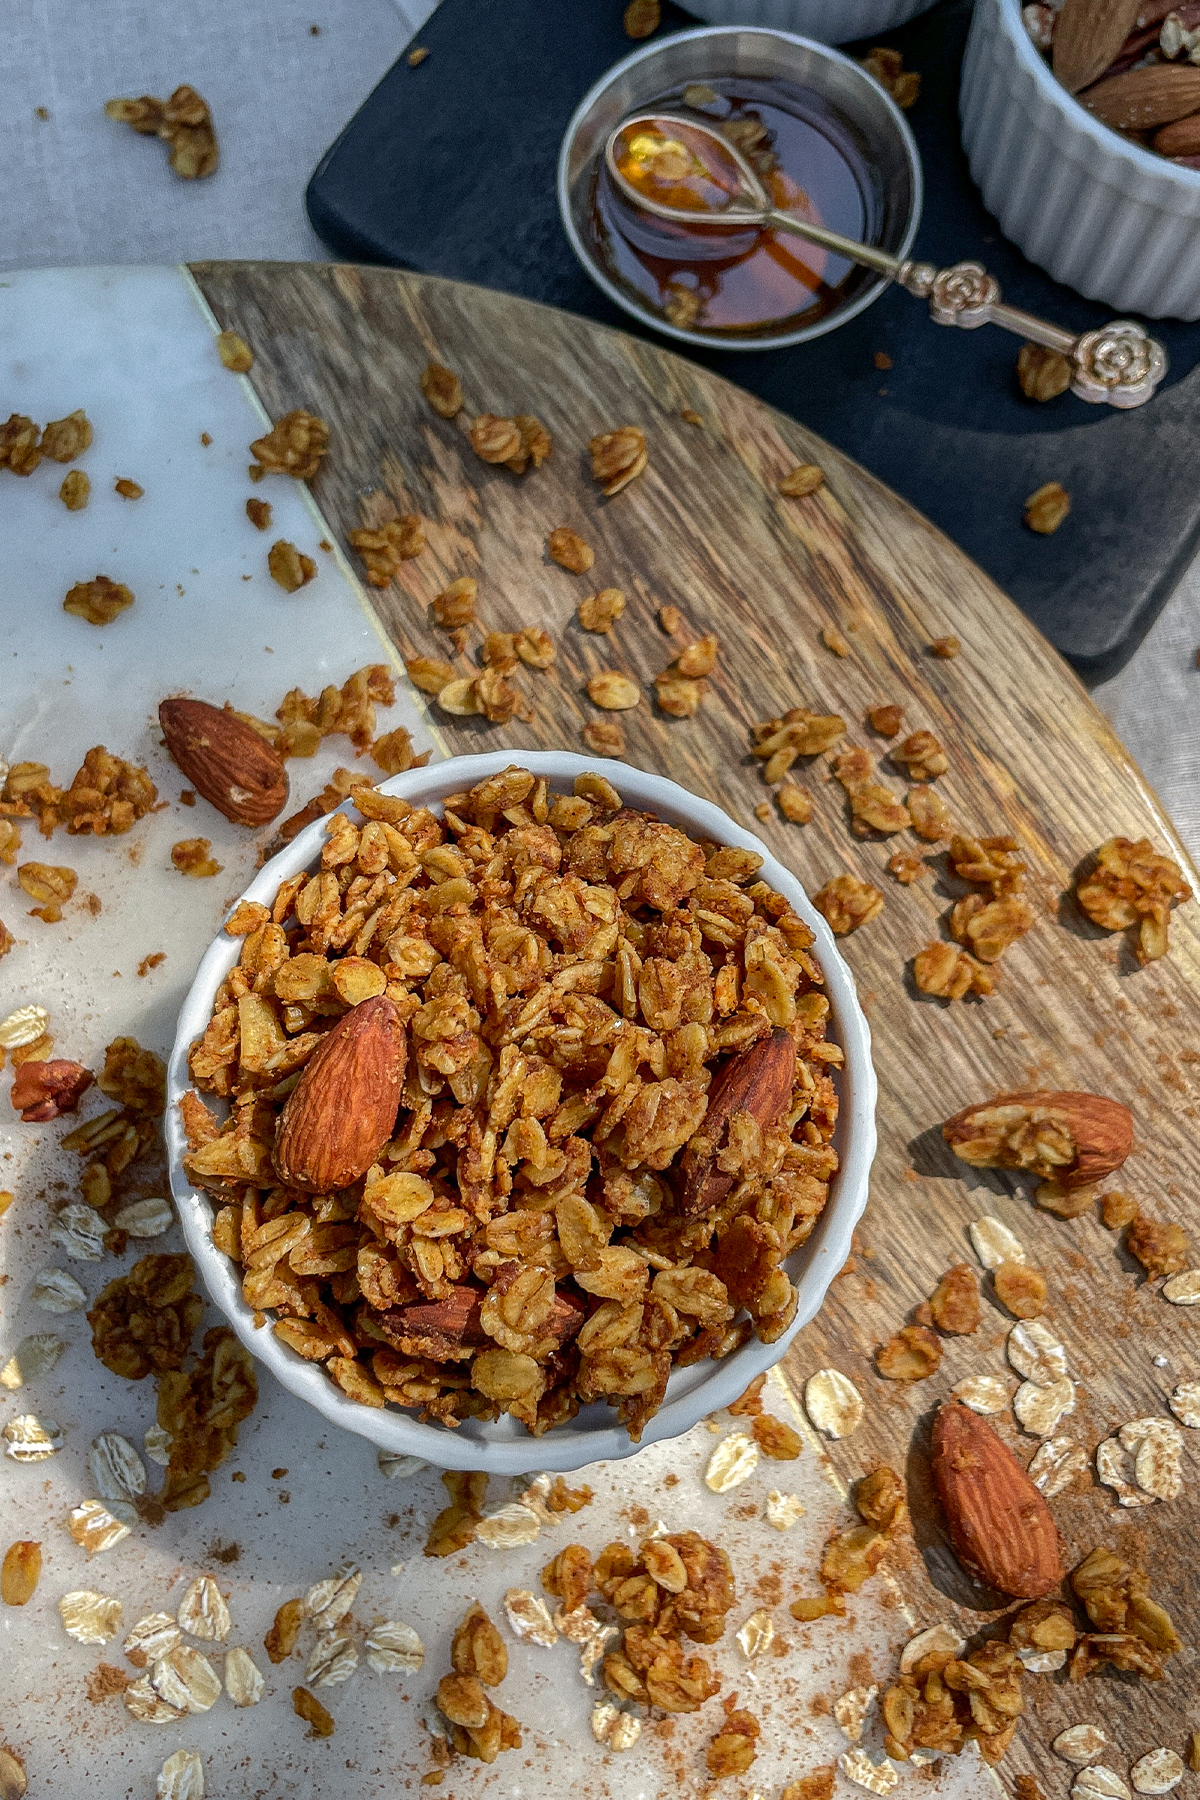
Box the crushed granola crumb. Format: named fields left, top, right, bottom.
left=929, top=636, right=960, bottom=658
left=60, top=470, right=90, bottom=510
left=170, top=838, right=222, bottom=878
left=1024, top=481, right=1070, bottom=535
left=780, top=464, right=824, bottom=497
left=548, top=528, right=594, bottom=574
left=268, top=541, right=317, bottom=592
left=590, top=427, right=646, bottom=497
left=63, top=576, right=134, bottom=626
left=104, top=86, right=218, bottom=178
left=813, top=875, right=884, bottom=935
left=420, top=363, right=462, bottom=418
left=114, top=478, right=143, bottom=500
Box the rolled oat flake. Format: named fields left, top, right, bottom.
left=951, top=1374, right=1009, bottom=1414
left=223, top=1646, right=265, bottom=1707
left=804, top=1368, right=864, bottom=1438
left=156, top=1748, right=204, bottom=1800
left=1053, top=1724, right=1110, bottom=1764
left=177, top=1574, right=231, bottom=1641
left=1161, top=1269, right=1200, bottom=1304
left=0, top=1333, right=66, bottom=1389
left=90, top=1431, right=147, bottom=1502
left=1168, top=1381, right=1200, bottom=1428
left=968, top=1215, right=1027, bottom=1270
left=840, top=1748, right=900, bottom=1794
left=3, top=1413, right=63, bottom=1461
left=1074, top=1766, right=1132, bottom=1800
left=31, top=1267, right=88, bottom=1312
left=1007, top=1318, right=1068, bottom=1385
left=1130, top=1750, right=1185, bottom=1795
left=704, top=1432, right=759, bottom=1492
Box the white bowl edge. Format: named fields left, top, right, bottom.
left=165, top=750, right=877, bottom=1475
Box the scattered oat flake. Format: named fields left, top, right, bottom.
left=144, top=1424, right=172, bottom=1467
left=89, top=1432, right=146, bottom=1502
left=124, top=1673, right=184, bottom=1723
left=124, top=1613, right=183, bottom=1666
left=1055, top=1743, right=1110, bottom=1779
left=1028, top=1437, right=1089, bottom=1497
left=804, top=1369, right=864, bottom=1438
left=0, top=1004, right=50, bottom=1048
left=1168, top=1381, right=1200, bottom=1428
left=951, top=1374, right=1008, bottom=1414
left=969, top=1215, right=1027, bottom=1270
left=1161, top=1269, right=1200, bottom=1304
left=378, top=1451, right=428, bottom=1479
left=503, top=1590, right=558, bottom=1647
left=1121, top=1418, right=1184, bottom=1500
left=1095, top=1437, right=1155, bottom=1508
left=1007, top=1319, right=1067, bottom=1385
left=178, top=1575, right=231, bottom=1641
left=156, top=1748, right=204, bottom=1800
left=49, top=1204, right=106, bottom=1261
left=306, top=1632, right=358, bottom=1686
left=765, top=1490, right=804, bottom=1530
left=4, top=1413, right=63, bottom=1460
left=32, top=1268, right=87, bottom=1312
left=834, top=1685, right=877, bottom=1742
left=365, top=1619, right=425, bottom=1672
left=1019, top=1647, right=1067, bottom=1672
left=1014, top=1375, right=1076, bottom=1437
left=705, top=1432, right=759, bottom=1492
left=736, top=1608, right=775, bottom=1658
left=0, top=1332, right=66, bottom=1389
left=475, top=1503, right=542, bottom=1548
left=1073, top=1768, right=1131, bottom=1800
left=68, top=1499, right=133, bottom=1554
left=113, top=1196, right=174, bottom=1237
left=1131, top=1751, right=1185, bottom=1795
left=150, top=1644, right=222, bottom=1713
left=840, top=1749, right=899, bottom=1793
left=900, top=1624, right=965, bottom=1672
left=224, top=1645, right=265, bottom=1706
left=305, top=1563, right=361, bottom=1626
left=60, top=1588, right=122, bottom=1644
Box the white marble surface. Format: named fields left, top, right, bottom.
left=0, top=263, right=1000, bottom=1800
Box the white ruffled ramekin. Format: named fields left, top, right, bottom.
left=166, top=751, right=876, bottom=1475
left=960, top=0, right=1200, bottom=318
left=683, top=0, right=937, bottom=45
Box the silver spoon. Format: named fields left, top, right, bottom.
left=604, top=111, right=1166, bottom=409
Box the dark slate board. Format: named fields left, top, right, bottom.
left=306, top=0, right=1200, bottom=682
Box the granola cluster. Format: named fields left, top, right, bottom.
left=1075, top=836, right=1192, bottom=965
left=104, top=85, right=218, bottom=179
left=181, top=766, right=841, bottom=1440
left=435, top=1602, right=521, bottom=1763
left=1, top=747, right=156, bottom=838
left=1, top=407, right=92, bottom=476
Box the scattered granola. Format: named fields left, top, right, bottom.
left=293, top=1685, right=335, bottom=1737
left=707, top=1701, right=760, bottom=1776
left=60, top=469, right=90, bottom=509
left=929, top=636, right=960, bottom=658
left=114, top=478, right=143, bottom=499
left=250, top=410, right=328, bottom=481
left=40, top=409, right=93, bottom=463
left=104, top=86, right=218, bottom=178
left=2, top=745, right=156, bottom=836
left=63, top=576, right=134, bottom=626
left=812, top=874, right=884, bottom=934
left=587, top=669, right=640, bottom=709
left=861, top=45, right=920, bottom=107
left=0, top=1540, right=41, bottom=1606
left=365, top=1620, right=425, bottom=1672
left=779, top=464, right=824, bottom=498
left=766, top=1489, right=805, bottom=1530
left=436, top=1602, right=522, bottom=1763
left=1025, top=480, right=1070, bottom=534
left=348, top=517, right=424, bottom=585
left=590, top=427, right=646, bottom=497
left=578, top=588, right=626, bottom=632
left=581, top=719, right=626, bottom=756
left=268, top=540, right=317, bottom=592
left=913, top=941, right=993, bottom=1001
left=832, top=748, right=910, bottom=836
left=1126, top=1213, right=1190, bottom=1278
left=876, top=1324, right=942, bottom=1381
left=1018, top=343, right=1072, bottom=402
left=1075, top=837, right=1192, bottom=964
left=246, top=497, right=271, bottom=530
left=548, top=528, right=594, bottom=574
left=624, top=0, right=661, bottom=38
left=171, top=838, right=223, bottom=878
left=217, top=330, right=253, bottom=372
left=67, top=1499, right=133, bottom=1553
left=0, top=1333, right=66, bottom=1387
left=994, top=1260, right=1047, bottom=1318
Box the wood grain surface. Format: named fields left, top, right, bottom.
left=192, top=261, right=1200, bottom=1787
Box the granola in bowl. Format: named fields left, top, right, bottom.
left=167, top=751, right=875, bottom=1471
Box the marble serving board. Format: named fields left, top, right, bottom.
left=0, top=266, right=989, bottom=1800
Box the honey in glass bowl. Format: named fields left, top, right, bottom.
left=591, top=78, right=878, bottom=338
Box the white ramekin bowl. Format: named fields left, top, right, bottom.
left=166, top=751, right=877, bottom=1475
left=683, top=0, right=938, bottom=45
left=961, top=0, right=1200, bottom=318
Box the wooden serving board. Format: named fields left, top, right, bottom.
left=193, top=262, right=1200, bottom=1788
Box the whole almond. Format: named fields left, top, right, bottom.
left=274, top=996, right=407, bottom=1190
left=1053, top=0, right=1142, bottom=93
left=931, top=1400, right=1063, bottom=1597
left=1153, top=110, right=1200, bottom=155
left=677, top=1028, right=795, bottom=1218
left=159, top=697, right=288, bottom=826
left=943, top=1089, right=1132, bottom=1189
left=1082, top=64, right=1200, bottom=128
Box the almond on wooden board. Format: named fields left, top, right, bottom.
left=274, top=996, right=407, bottom=1190
left=1052, top=0, right=1142, bottom=93
left=931, top=1400, right=1063, bottom=1598
left=159, top=697, right=288, bottom=826
left=943, top=1089, right=1132, bottom=1190
left=676, top=1028, right=795, bottom=1219
left=1082, top=64, right=1200, bottom=129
